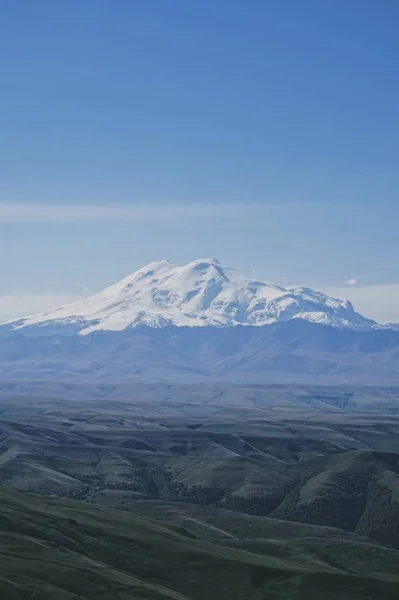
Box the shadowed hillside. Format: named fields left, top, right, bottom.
left=2, top=397, right=399, bottom=549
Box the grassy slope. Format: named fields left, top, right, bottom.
left=129, top=500, right=399, bottom=577
left=0, top=488, right=398, bottom=599
left=270, top=450, right=399, bottom=547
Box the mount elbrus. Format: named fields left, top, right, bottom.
left=1, top=258, right=398, bottom=383
left=5, top=258, right=376, bottom=334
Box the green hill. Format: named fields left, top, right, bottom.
left=271, top=450, right=399, bottom=548
left=0, top=487, right=398, bottom=599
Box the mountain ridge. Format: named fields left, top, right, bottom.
left=1, top=320, right=399, bottom=384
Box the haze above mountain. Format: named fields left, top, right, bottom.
left=6, top=258, right=376, bottom=335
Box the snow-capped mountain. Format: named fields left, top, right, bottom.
left=6, top=258, right=376, bottom=335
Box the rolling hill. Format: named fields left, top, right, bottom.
left=2, top=395, right=399, bottom=549
left=0, top=486, right=399, bottom=599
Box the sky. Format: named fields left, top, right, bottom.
left=1, top=0, right=399, bottom=322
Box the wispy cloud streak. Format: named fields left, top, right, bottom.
left=0, top=202, right=261, bottom=223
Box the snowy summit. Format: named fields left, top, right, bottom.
left=7, top=258, right=376, bottom=335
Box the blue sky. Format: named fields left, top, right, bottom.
left=1, top=0, right=399, bottom=321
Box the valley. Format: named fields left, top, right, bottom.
left=1, top=384, right=399, bottom=598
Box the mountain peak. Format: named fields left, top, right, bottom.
left=188, top=257, right=221, bottom=266
left=6, top=259, right=377, bottom=335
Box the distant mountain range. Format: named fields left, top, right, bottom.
left=1, top=258, right=399, bottom=383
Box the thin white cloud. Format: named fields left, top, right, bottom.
left=325, top=283, right=399, bottom=324
left=346, top=278, right=357, bottom=286
left=0, top=202, right=258, bottom=223
left=0, top=290, right=87, bottom=321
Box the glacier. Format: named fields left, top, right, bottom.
left=5, top=258, right=377, bottom=335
